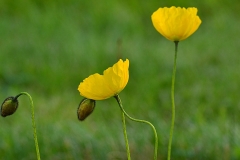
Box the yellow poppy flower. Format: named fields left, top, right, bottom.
left=151, top=6, right=201, bottom=41
left=78, top=59, right=129, bottom=100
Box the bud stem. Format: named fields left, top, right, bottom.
left=19, top=92, right=41, bottom=160
left=114, top=94, right=158, bottom=160
left=13, top=93, right=23, bottom=101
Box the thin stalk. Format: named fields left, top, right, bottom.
left=121, top=111, right=131, bottom=160
left=114, top=94, right=158, bottom=160
left=17, top=92, right=41, bottom=160
left=167, top=41, right=179, bottom=160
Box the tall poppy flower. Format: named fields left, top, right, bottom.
left=151, top=6, right=201, bottom=41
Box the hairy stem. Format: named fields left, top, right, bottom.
left=17, top=92, right=41, bottom=160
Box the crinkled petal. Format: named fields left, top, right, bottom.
left=103, top=59, right=129, bottom=94
left=78, top=73, right=114, bottom=100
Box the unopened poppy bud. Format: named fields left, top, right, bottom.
left=77, top=98, right=95, bottom=121
left=1, top=97, right=19, bottom=117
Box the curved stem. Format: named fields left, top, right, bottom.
left=17, top=92, right=41, bottom=160
left=114, top=94, right=158, bottom=160
left=167, top=41, right=179, bottom=160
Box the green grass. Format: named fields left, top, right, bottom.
left=1, top=0, right=240, bottom=159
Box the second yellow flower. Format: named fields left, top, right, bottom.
left=78, top=59, right=129, bottom=100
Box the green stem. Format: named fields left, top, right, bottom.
left=114, top=94, right=158, bottom=160
left=17, top=92, right=41, bottom=160
left=121, top=110, right=131, bottom=160
left=167, top=41, right=179, bottom=160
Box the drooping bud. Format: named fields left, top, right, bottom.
left=1, top=96, right=19, bottom=117
left=77, top=98, right=95, bottom=121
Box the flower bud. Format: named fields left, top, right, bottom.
left=77, top=98, right=95, bottom=121
left=1, top=97, right=19, bottom=117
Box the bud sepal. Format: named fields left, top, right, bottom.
left=77, top=98, right=95, bottom=121
left=1, top=96, right=19, bottom=117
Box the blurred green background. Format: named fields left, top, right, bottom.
left=0, top=0, right=240, bottom=159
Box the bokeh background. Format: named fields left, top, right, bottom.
left=0, top=0, right=240, bottom=159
